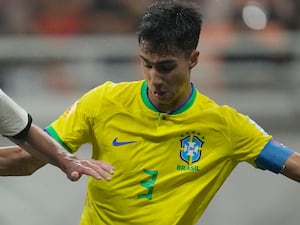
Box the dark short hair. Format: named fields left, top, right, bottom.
left=137, top=1, right=202, bottom=56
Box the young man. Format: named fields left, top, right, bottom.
left=0, top=88, right=114, bottom=181
left=4, top=1, right=300, bottom=225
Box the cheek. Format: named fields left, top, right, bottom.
left=165, top=76, right=184, bottom=95
left=168, top=72, right=190, bottom=92
left=143, top=71, right=151, bottom=83
left=141, top=66, right=149, bottom=78
left=171, top=70, right=190, bottom=85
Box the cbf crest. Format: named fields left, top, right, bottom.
left=180, top=134, right=204, bottom=165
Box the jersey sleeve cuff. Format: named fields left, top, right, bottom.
left=11, top=114, right=33, bottom=139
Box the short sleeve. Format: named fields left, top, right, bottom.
left=0, top=89, right=31, bottom=137
left=224, top=106, right=272, bottom=166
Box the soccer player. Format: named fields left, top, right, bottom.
left=4, top=1, right=300, bottom=225
left=0, top=88, right=114, bottom=181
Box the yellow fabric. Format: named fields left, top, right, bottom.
left=46, top=80, right=271, bottom=225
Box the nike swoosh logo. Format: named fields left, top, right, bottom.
left=112, top=137, right=137, bottom=146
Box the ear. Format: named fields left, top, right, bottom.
left=189, top=50, right=199, bottom=69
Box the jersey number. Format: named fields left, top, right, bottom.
left=137, top=169, right=158, bottom=200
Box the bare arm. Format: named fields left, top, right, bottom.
left=0, top=146, right=46, bottom=176
left=7, top=124, right=114, bottom=181
left=281, top=152, right=300, bottom=182
left=0, top=90, right=114, bottom=180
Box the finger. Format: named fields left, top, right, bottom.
left=88, top=160, right=115, bottom=174
left=70, top=171, right=80, bottom=181
left=76, top=166, right=103, bottom=180
left=76, top=164, right=113, bottom=181
left=80, top=160, right=115, bottom=178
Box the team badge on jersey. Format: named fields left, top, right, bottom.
left=180, top=134, right=204, bottom=165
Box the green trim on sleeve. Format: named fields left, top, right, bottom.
left=45, top=125, right=74, bottom=153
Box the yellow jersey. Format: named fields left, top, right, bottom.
left=46, top=80, right=271, bottom=225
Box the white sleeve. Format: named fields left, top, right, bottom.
left=0, top=89, right=30, bottom=137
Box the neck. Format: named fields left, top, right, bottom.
left=149, top=83, right=193, bottom=114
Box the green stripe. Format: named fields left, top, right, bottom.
left=141, top=81, right=159, bottom=112
left=141, top=80, right=196, bottom=114
left=172, top=84, right=196, bottom=114
left=45, top=125, right=74, bottom=153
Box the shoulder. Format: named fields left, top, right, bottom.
left=195, top=91, right=246, bottom=123
left=76, top=80, right=143, bottom=114
left=196, top=91, right=239, bottom=115
left=84, top=80, right=143, bottom=99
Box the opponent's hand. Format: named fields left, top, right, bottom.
left=53, top=149, right=115, bottom=182
left=60, top=155, right=115, bottom=181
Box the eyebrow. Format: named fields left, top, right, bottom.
left=139, top=55, right=176, bottom=65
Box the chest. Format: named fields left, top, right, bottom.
left=91, top=111, right=232, bottom=175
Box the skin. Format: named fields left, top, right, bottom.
left=282, top=153, right=300, bottom=182
left=0, top=145, right=115, bottom=181
left=0, top=124, right=114, bottom=181
left=140, top=47, right=199, bottom=113
left=0, top=146, right=45, bottom=176
left=0, top=88, right=114, bottom=181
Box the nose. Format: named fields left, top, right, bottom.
left=149, top=68, right=163, bottom=86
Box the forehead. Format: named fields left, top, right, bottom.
left=138, top=39, right=187, bottom=62
left=139, top=52, right=179, bottom=64
left=139, top=45, right=186, bottom=64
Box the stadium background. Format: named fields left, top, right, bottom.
left=0, top=0, right=300, bottom=224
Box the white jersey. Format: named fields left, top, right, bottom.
left=0, top=89, right=30, bottom=137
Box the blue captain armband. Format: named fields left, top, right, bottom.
left=255, top=140, right=293, bottom=174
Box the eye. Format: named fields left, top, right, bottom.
left=156, top=62, right=176, bottom=73
left=142, top=61, right=152, bottom=69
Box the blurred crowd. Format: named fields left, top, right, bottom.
left=0, top=0, right=299, bottom=36
left=0, top=0, right=300, bottom=95
left=0, top=0, right=154, bottom=35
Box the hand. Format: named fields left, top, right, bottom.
left=59, top=154, right=115, bottom=181
left=9, top=125, right=115, bottom=180
left=68, top=159, right=115, bottom=181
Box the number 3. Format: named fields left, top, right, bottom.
left=137, top=169, right=158, bottom=200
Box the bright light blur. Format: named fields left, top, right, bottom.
left=242, top=3, right=268, bottom=30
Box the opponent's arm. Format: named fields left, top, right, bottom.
left=0, top=146, right=46, bottom=176
left=0, top=89, right=114, bottom=180
left=7, top=124, right=114, bottom=181
left=0, top=143, right=115, bottom=181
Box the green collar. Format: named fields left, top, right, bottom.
left=141, top=80, right=196, bottom=115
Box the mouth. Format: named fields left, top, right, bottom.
left=152, top=90, right=167, bottom=98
